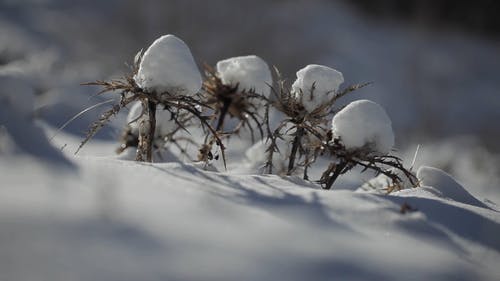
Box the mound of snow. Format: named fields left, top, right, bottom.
left=134, top=34, right=202, bottom=96
left=417, top=166, right=488, bottom=208
left=241, top=123, right=301, bottom=174
left=332, top=99, right=394, bottom=154
left=0, top=76, right=73, bottom=167
left=292, top=64, right=344, bottom=112
left=360, top=169, right=416, bottom=193
left=126, top=102, right=177, bottom=138
left=242, top=138, right=290, bottom=174
left=0, top=75, right=34, bottom=117
left=216, top=55, right=272, bottom=97
left=2, top=154, right=500, bottom=281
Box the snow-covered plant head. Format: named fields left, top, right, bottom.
left=320, top=99, right=417, bottom=190
left=134, top=34, right=202, bottom=97
left=292, top=64, right=344, bottom=113
left=332, top=99, right=394, bottom=155
left=216, top=55, right=272, bottom=97
left=199, top=55, right=272, bottom=163
left=264, top=65, right=368, bottom=177
left=80, top=34, right=221, bottom=163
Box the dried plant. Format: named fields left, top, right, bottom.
left=264, top=68, right=369, bottom=177
left=79, top=52, right=222, bottom=163
left=318, top=136, right=419, bottom=191
left=198, top=64, right=268, bottom=166
left=115, top=108, right=194, bottom=160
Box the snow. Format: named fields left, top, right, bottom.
left=241, top=138, right=290, bottom=174
left=1, top=140, right=499, bottom=280
left=0, top=76, right=73, bottom=167
left=360, top=168, right=415, bottom=192
left=291, top=64, right=344, bottom=112
left=332, top=99, right=395, bottom=154
left=134, top=34, right=202, bottom=96
left=126, top=101, right=176, bottom=138
left=216, top=55, right=273, bottom=97
left=417, top=166, right=489, bottom=208
left=0, top=75, right=35, bottom=117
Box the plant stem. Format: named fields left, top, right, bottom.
left=324, top=160, right=347, bottom=190
left=287, top=126, right=304, bottom=175
left=215, top=98, right=231, bottom=132
left=146, top=99, right=156, bottom=162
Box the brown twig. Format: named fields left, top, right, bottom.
left=319, top=137, right=418, bottom=191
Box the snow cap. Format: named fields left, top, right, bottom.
left=216, top=55, right=272, bottom=97
left=332, top=99, right=394, bottom=154
left=292, top=64, right=344, bottom=112
left=134, top=34, right=202, bottom=96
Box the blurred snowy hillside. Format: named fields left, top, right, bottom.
left=1, top=0, right=499, bottom=179
left=2, top=0, right=499, bottom=147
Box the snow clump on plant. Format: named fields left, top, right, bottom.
left=216, top=55, right=272, bottom=97
left=134, top=34, right=202, bottom=96
left=291, top=64, right=344, bottom=112
left=331, top=99, right=394, bottom=154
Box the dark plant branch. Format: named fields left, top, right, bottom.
left=319, top=137, right=419, bottom=191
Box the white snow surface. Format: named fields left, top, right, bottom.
left=332, top=99, right=395, bottom=154
left=417, top=166, right=489, bottom=208
left=1, top=138, right=500, bottom=281
left=216, top=55, right=272, bottom=97
left=292, top=64, right=344, bottom=112
left=0, top=75, right=35, bottom=117
left=126, top=101, right=176, bottom=138
left=134, top=34, right=202, bottom=96
left=0, top=124, right=499, bottom=281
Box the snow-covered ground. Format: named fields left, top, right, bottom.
left=1, top=132, right=499, bottom=281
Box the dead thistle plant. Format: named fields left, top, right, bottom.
left=318, top=136, right=419, bottom=191
left=79, top=51, right=221, bottom=163
left=198, top=64, right=268, bottom=166
left=264, top=68, right=369, bottom=178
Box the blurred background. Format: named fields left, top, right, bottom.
left=1, top=0, right=499, bottom=196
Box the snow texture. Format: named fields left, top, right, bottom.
left=0, top=76, right=73, bottom=167
left=417, top=166, right=488, bottom=208
left=216, top=55, right=273, bottom=97
left=0, top=75, right=34, bottom=117
left=292, top=64, right=344, bottom=112
left=360, top=168, right=415, bottom=192
left=126, top=101, right=176, bottom=138
left=332, top=99, right=394, bottom=154
left=242, top=138, right=290, bottom=174
left=134, top=34, right=202, bottom=96
left=1, top=148, right=500, bottom=281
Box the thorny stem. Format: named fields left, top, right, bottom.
left=287, top=126, right=305, bottom=175
left=264, top=102, right=274, bottom=174
left=324, top=160, right=348, bottom=190
left=146, top=99, right=156, bottom=162
left=215, top=97, right=231, bottom=132
left=135, top=98, right=156, bottom=162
